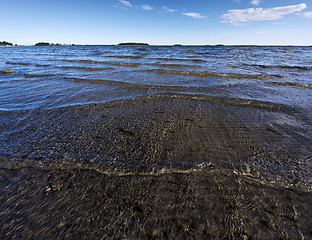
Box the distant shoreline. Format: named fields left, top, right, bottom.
left=118, top=42, right=149, bottom=46
left=1, top=44, right=311, bottom=47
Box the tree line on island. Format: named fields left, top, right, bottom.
left=35, top=42, right=76, bottom=46
left=117, top=42, right=149, bottom=46
left=0, top=41, right=13, bottom=46
left=35, top=42, right=149, bottom=46
left=0, top=41, right=76, bottom=46
left=2, top=41, right=312, bottom=47
left=1, top=41, right=149, bottom=46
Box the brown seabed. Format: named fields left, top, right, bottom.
left=1, top=93, right=312, bottom=239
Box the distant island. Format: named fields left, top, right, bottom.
left=35, top=42, right=75, bottom=46
left=118, top=42, right=149, bottom=46
left=35, top=42, right=53, bottom=46
left=0, top=41, right=13, bottom=46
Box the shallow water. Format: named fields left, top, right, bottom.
left=1, top=45, right=312, bottom=239
left=1, top=45, right=311, bottom=173
left=1, top=45, right=312, bottom=178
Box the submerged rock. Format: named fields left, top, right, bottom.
left=0, top=68, right=15, bottom=73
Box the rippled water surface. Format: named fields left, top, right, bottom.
left=1, top=45, right=312, bottom=111
left=1, top=45, right=312, bottom=239
left=1, top=45, right=312, bottom=183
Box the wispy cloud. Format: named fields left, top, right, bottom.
left=251, top=0, right=261, bottom=6
left=118, top=0, right=132, bottom=8
left=163, top=6, right=176, bottom=13
left=303, top=11, right=312, bottom=18
left=182, top=12, right=207, bottom=19
left=141, top=4, right=153, bottom=11
left=222, top=3, right=307, bottom=25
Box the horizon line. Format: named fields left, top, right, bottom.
left=2, top=44, right=312, bottom=47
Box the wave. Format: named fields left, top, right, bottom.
left=269, top=81, right=312, bottom=89
left=65, top=78, right=294, bottom=111
left=192, top=52, right=219, bottom=55
left=63, top=59, right=140, bottom=67
left=151, top=58, right=206, bottom=63
left=6, top=61, right=31, bottom=66
left=35, top=64, right=51, bottom=67
left=65, top=77, right=188, bottom=90
left=23, top=74, right=57, bottom=78
left=60, top=66, right=113, bottom=71
left=156, top=92, right=291, bottom=111
left=136, top=48, right=149, bottom=51
left=105, top=55, right=143, bottom=59
left=147, top=69, right=283, bottom=79
left=254, top=64, right=312, bottom=70
left=147, top=63, right=200, bottom=68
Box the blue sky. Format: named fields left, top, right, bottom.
left=1, top=0, right=311, bottom=45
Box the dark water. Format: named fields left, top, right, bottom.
left=1, top=45, right=312, bottom=188
left=1, top=45, right=312, bottom=111
left=1, top=46, right=312, bottom=239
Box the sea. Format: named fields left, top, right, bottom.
left=0, top=45, right=311, bottom=111
left=0, top=45, right=312, bottom=188
left=1, top=45, right=312, bottom=239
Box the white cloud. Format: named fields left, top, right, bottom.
left=222, top=3, right=307, bottom=25
left=141, top=4, right=153, bottom=11
left=163, top=6, right=176, bottom=13
left=118, top=0, right=132, bottom=7
left=251, top=0, right=261, bottom=6
left=182, top=12, right=207, bottom=19
left=303, top=11, right=312, bottom=18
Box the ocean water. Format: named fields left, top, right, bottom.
left=1, top=45, right=312, bottom=188
left=1, top=45, right=312, bottom=111
left=1, top=45, right=312, bottom=239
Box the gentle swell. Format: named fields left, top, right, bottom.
left=35, top=64, right=51, bottom=67
left=6, top=61, right=31, bottom=66
left=23, top=74, right=57, bottom=78
left=155, top=92, right=293, bottom=111
left=254, top=64, right=312, bottom=70
left=65, top=77, right=294, bottom=112
left=151, top=58, right=206, bottom=63
left=66, top=77, right=188, bottom=90
left=147, top=69, right=283, bottom=79
left=60, top=66, right=113, bottom=71
left=269, top=81, right=312, bottom=89
left=147, top=63, right=200, bottom=68
left=105, top=55, right=143, bottom=59
left=63, top=59, right=140, bottom=67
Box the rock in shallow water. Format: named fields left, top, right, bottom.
left=0, top=68, right=15, bottom=73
